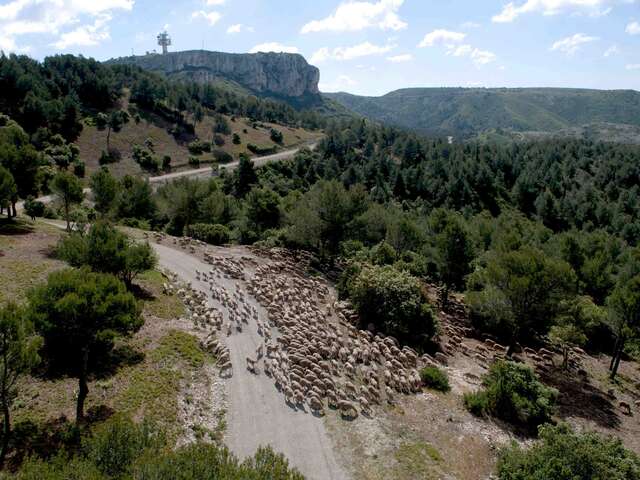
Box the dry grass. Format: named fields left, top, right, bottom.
left=0, top=219, right=64, bottom=304
left=77, top=109, right=322, bottom=178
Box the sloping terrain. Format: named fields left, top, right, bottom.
left=76, top=108, right=322, bottom=178
left=325, top=88, right=640, bottom=140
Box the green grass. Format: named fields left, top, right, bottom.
left=115, top=330, right=212, bottom=438
left=392, top=441, right=443, bottom=479
left=138, top=270, right=185, bottom=320
left=151, top=330, right=212, bottom=369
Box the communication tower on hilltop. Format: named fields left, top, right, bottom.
left=157, top=31, right=171, bottom=55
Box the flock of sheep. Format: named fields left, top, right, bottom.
left=159, top=236, right=431, bottom=420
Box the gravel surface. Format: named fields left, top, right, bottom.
left=152, top=241, right=348, bottom=480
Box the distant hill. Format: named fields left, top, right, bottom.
left=324, top=88, right=640, bottom=140
left=107, top=50, right=322, bottom=108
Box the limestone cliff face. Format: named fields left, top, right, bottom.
left=108, top=50, right=320, bottom=99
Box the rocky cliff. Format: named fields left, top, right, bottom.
left=108, top=50, right=320, bottom=101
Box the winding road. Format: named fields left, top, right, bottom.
left=16, top=144, right=315, bottom=213
left=152, top=241, right=348, bottom=480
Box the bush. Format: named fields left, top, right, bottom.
left=188, top=156, right=200, bottom=168
left=99, top=148, right=121, bottom=165
left=270, top=128, right=283, bottom=144
left=132, top=145, right=159, bottom=172
left=247, top=144, right=277, bottom=156
left=161, top=155, right=171, bottom=171
left=84, top=416, right=163, bottom=478
left=464, top=360, right=557, bottom=430
left=497, top=423, right=640, bottom=480
left=187, top=140, right=211, bottom=155
left=212, top=150, right=233, bottom=164
left=419, top=366, right=450, bottom=392
left=213, top=134, right=225, bottom=147
left=24, top=196, right=46, bottom=218
left=73, top=160, right=85, bottom=178
left=232, top=133, right=241, bottom=145
left=185, top=223, right=231, bottom=245
left=341, top=263, right=437, bottom=343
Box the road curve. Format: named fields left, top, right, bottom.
left=149, top=143, right=316, bottom=184
left=152, top=241, right=348, bottom=480
left=16, top=144, right=315, bottom=213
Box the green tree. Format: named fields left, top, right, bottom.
left=0, top=166, right=17, bottom=218
left=343, top=263, right=437, bottom=343
left=90, top=168, right=118, bottom=216
left=464, top=360, right=557, bottom=430
left=57, top=222, right=157, bottom=288
left=246, top=187, right=281, bottom=234
left=105, top=110, right=129, bottom=151
left=235, top=154, right=257, bottom=198
left=466, top=247, right=576, bottom=346
left=437, top=216, right=474, bottom=310
left=606, top=275, right=640, bottom=380
left=51, top=171, right=84, bottom=231
left=28, top=268, right=141, bottom=421
left=497, top=423, right=640, bottom=480
left=0, top=303, right=41, bottom=466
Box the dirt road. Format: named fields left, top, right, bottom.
left=152, top=241, right=348, bottom=480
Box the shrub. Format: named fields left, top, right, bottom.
left=185, top=223, right=231, bottom=245
left=464, top=360, right=557, bottom=430
left=232, top=133, right=241, bottom=145
left=247, top=144, right=277, bottom=155
left=419, top=366, right=450, bottom=392
left=212, top=150, right=233, bottom=164
left=187, top=140, right=211, bottom=155
left=161, top=155, right=171, bottom=171
left=213, top=134, right=225, bottom=147
left=132, top=145, right=159, bottom=172
left=73, top=160, right=85, bottom=178
left=84, top=416, right=163, bottom=478
left=188, top=156, right=200, bottom=168
left=99, top=148, right=121, bottom=165
left=270, top=128, right=284, bottom=144
left=497, top=423, right=640, bottom=480
left=24, top=196, right=46, bottom=218
left=341, top=263, right=437, bottom=343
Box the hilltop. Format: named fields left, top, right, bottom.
left=107, top=50, right=323, bottom=108
left=325, top=87, right=640, bottom=141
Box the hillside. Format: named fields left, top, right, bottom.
left=325, top=88, right=640, bottom=140
left=107, top=50, right=322, bottom=108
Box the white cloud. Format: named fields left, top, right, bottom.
left=301, top=0, right=407, bottom=33
left=550, top=33, right=598, bottom=55
left=627, top=21, right=640, bottom=35
left=206, top=0, right=226, bottom=4
left=461, top=21, right=481, bottom=29
left=418, top=29, right=466, bottom=48
left=310, top=41, right=395, bottom=63
left=227, top=23, right=253, bottom=33
left=493, top=0, right=622, bottom=23
left=249, top=42, right=299, bottom=54
left=626, top=63, right=640, bottom=70
left=319, top=74, right=358, bottom=92
left=387, top=53, right=413, bottom=62
left=52, top=14, right=111, bottom=49
left=192, top=10, right=222, bottom=25
left=446, top=43, right=497, bottom=65
left=604, top=44, right=620, bottom=56
left=418, top=29, right=495, bottom=67
left=0, top=0, right=133, bottom=53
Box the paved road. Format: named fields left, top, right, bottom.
left=149, top=144, right=316, bottom=184
left=16, top=144, right=314, bottom=213
left=152, top=241, right=347, bottom=480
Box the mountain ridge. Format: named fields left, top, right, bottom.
left=324, top=87, right=640, bottom=140
left=106, top=50, right=322, bottom=107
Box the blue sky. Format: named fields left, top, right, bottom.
left=1, top=0, right=639, bottom=95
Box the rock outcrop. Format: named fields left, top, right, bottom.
left=107, top=50, right=320, bottom=100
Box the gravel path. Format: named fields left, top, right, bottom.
left=152, top=241, right=348, bottom=480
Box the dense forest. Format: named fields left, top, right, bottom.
left=2, top=53, right=640, bottom=479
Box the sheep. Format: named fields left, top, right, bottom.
left=246, top=356, right=258, bottom=374
left=620, top=401, right=632, bottom=415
